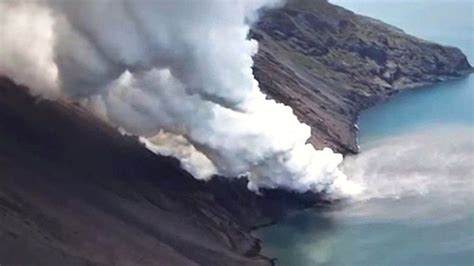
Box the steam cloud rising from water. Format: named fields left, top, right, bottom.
left=336, top=126, right=474, bottom=222
left=0, top=0, right=361, bottom=196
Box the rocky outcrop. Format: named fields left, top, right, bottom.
left=252, top=0, right=472, bottom=154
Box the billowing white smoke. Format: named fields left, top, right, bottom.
left=0, top=1, right=58, bottom=97
left=0, top=0, right=362, bottom=196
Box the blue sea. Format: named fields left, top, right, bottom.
left=255, top=1, right=474, bottom=265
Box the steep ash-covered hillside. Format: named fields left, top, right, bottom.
left=0, top=77, right=268, bottom=266
left=253, top=0, right=472, bottom=153
left=0, top=76, right=323, bottom=265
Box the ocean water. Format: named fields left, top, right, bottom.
left=255, top=1, right=474, bottom=265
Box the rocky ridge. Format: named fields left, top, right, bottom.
left=252, top=0, right=472, bottom=153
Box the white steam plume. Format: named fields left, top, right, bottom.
left=0, top=0, right=362, bottom=196
left=0, top=1, right=58, bottom=97
left=338, top=126, right=474, bottom=223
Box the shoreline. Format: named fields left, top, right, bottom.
left=253, top=0, right=473, bottom=155
left=352, top=69, right=474, bottom=152
left=250, top=69, right=474, bottom=264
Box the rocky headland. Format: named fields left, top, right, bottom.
left=252, top=0, right=472, bottom=154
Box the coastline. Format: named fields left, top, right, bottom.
left=353, top=69, right=474, bottom=149
left=253, top=0, right=473, bottom=155
left=250, top=70, right=474, bottom=265
left=248, top=0, right=473, bottom=261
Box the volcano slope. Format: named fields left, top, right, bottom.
left=0, top=77, right=298, bottom=266
left=0, top=76, right=323, bottom=265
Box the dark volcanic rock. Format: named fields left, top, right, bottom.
left=0, top=77, right=286, bottom=266
left=0, top=76, right=326, bottom=265
left=252, top=0, right=473, bottom=154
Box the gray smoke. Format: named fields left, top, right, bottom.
left=0, top=0, right=361, bottom=196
